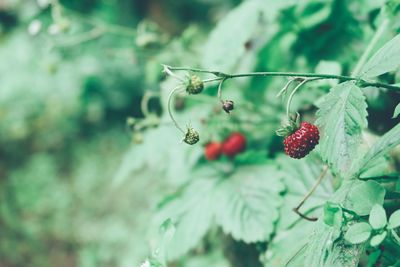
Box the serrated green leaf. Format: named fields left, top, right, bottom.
left=343, top=180, right=386, bottom=216
left=388, top=210, right=400, bottom=229
left=393, top=103, right=400, bottom=118
left=344, top=222, right=372, bottom=244
left=370, top=231, right=387, bottom=247
left=369, top=204, right=387, bottom=230
left=355, top=123, right=400, bottom=175
left=316, top=81, right=368, bottom=176
left=154, top=171, right=217, bottom=260
left=214, top=164, right=285, bottom=243
left=360, top=33, right=400, bottom=78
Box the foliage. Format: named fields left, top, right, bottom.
left=2, top=0, right=400, bottom=267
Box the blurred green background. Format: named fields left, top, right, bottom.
left=1, top=0, right=400, bottom=267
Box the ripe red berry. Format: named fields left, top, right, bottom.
left=205, top=142, right=222, bottom=160
left=222, top=132, right=246, bottom=157
left=283, top=122, right=319, bottom=159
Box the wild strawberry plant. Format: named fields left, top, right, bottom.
left=120, top=1, right=400, bottom=267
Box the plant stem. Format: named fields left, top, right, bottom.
left=167, top=87, right=185, bottom=134
left=352, top=18, right=389, bottom=77
left=165, top=66, right=400, bottom=92
left=293, top=165, right=329, bottom=222
left=217, top=78, right=228, bottom=103
left=286, top=78, right=318, bottom=120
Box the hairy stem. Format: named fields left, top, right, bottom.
left=165, top=66, right=400, bottom=92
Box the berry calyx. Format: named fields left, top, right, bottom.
left=221, top=132, right=246, bottom=157
left=186, top=75, right=204, bottom=95
left=283, top=122, right=319, bottom=159
left=183, top=127, right=199, bottom=145
left=222, top=100, right=234, bottom=114
left=205, top=142, right=222, bottom=160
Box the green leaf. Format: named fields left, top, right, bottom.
left=277, top=155, right=333, bottom=230
left=323, top=202, right=343, bottom=228
left=154, top=171, right=217, bottom=260
left=370, top=231, right=387, bottom=247
left=359, top=33, right=400, bottom=78
left=369, top=204, right=387, bottom=230
left=393, top=103, right=400, bottom=118
left=202, top=1, right=264, bottom=70
left=343, top=180, right=386, bottom=216
left=355, top=123, right=400, bottom=175
left=214, top=164, right=285, bottom=243
left=344, top=222, right=372, bottom=244
left=316, top=81, right=368, bottom=175
left=304, top=181, right=367, bottom=267
left=265, top=220, right=314, bottom=266
left=359, top=156, right=391, bottom=179
left=388, top=210, right=400, bottom=229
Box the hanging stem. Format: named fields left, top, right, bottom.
left=285, top=78, right=319, bottom=120
left=217, top=78, right=228, bottom=103
left=293, top=165, right=329, bottom=222
left=167, top=87, right=185, bottom=134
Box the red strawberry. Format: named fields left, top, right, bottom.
left=283, top=122, right=319, bottom=159
left=222, top=132, right=246, bottom=157
left=205, top=142, right=222, bottom=160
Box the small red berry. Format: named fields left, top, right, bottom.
left=222, top=132, right=246, bottom=157
left=283, top=122, right=319, bottom=159
left=205, top=142, right=222, bottom=160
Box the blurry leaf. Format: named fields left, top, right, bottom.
left=369, top=204, right=387, bottom=230
left=316, top=81, right=368, bottom=176
left=154, top=171, right=217, bottom=260
left=393, top=103, right=400, bottom=118
left=388, top=210, right=400, bottom=229
left=370, top=231, right=387, bottom=247
left=354, top=123, right=400, bottom=176
left=344, top=222, right=372, bottom=244
left=360, top=33, right=400, bottom=78
left=367, top=249, right=381, bottom=267
left=214, top=164, right=285, bottom=243
left=202, top=1, right=263, bottom=70
left=343, top=180, right=386, bottom=216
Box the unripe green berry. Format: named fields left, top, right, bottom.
left=183, top=127, right=199, bottom=145
left=186, top=75, right=204, bottom=95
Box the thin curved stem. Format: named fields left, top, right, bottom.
left=140, top=92, right=158, bottom=117
left=217, top=78, right=228, bottom=103
left=276, top=78, right=296, bottom=98
left=293, top=165, right=329, bottom=222
left=286, top=78, right=319, bottom=120
left=167, top=87, right=185, bottom=134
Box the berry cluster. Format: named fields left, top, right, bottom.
left=205, top=132, right=246, bottom=160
